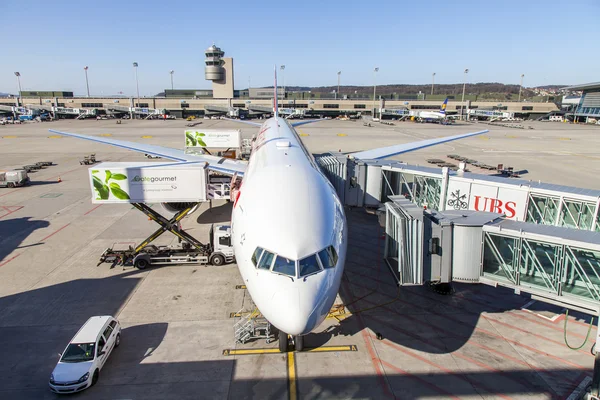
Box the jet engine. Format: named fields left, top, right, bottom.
left=161, top=202, right=199, bottom=215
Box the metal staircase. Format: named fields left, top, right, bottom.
left=233, top=308, right=273, bottom=344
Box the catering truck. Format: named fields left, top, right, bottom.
left=88, top=162, right=234, bottom=268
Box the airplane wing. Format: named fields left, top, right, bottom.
left=350, top=129, right=488, bottom=160
left=221, top=118, right=262, bottom=127
left=290, top=119, right=322, bottom=127
left=48, top=129, right=247, bottom=176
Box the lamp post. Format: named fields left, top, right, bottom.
left=14, top=72, right=22, bottom=101
left=373, top=67, right=379, bottom=118
left=133, top=62, right=140, bottom=119
left=169, top=70, right=174, bottom=91
left=84, top=66, right=90, bottom=97
left=337, top=71, right=341, bottom=100
left=461, top=68, right=469, bottom=120
left=280, top=65, right=285, bottom=100
left=518, top=73, right=524, bottom=102
left=431, top=72, right=436, bottom=96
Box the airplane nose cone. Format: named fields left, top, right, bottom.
left=270, top=288, right=319, bottom=336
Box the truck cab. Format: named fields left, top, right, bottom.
left=209, top=224, right=235, bottom=266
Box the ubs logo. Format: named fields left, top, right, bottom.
left=473, top=196, right=517, bottom=218
left=447, top=190, right=468, bottom=210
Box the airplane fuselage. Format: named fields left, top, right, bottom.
left=230, top=117, right=347, bottom=336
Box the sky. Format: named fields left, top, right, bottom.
left=1, top=0, right=598, bottom=96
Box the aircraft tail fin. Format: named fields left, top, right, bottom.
left=274, top=65, right=279, bottom=118
left=440, top=98, right=448, bottom=115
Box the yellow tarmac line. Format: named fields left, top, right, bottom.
left=287, top=351, right=298, bottom=400
left=2, top=135, right=17, bottom=139
left=299, top=133, right=309, bottom=137
left=478, top=136, right=490, bottom=140
left=222, top=345, right=358, bottom=356
left=100, top=133, right=112, bottom=137
left=48, top=135, right=63, bottom=139
left=558, top=137, right=571, bottom=141
left=337, top=133, right=347, bottom=137
left=305, top=345, right=358, bottom=353
left=141, top=135, right=153, bottom=139
left=235, top=285, right=247, bottom=289
left=223, top=348, right=281, bottom=356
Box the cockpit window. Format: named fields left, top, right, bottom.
left=251, top=247, right=264, bottom=266
left=299, top=254, right=321, bottom=277
left=318, top=246, right=338, bottom=269
left=272, top=256, right=296, bottom=277
left=257, top=250, right=275, bottom=270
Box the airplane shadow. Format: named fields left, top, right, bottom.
left=302, top=207, right=592, bottom=396
left=195, top=200, right=232, bottom=225
left=0, top=217, right=50, bottom=263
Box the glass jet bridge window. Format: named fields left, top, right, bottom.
left=272, top=256, right=296, bottom=277
left=299, top=254, right=321, bottom=277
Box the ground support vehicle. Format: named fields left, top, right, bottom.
left=97, top=203, right=234, bottom=269
left=0, top=169, right=29, bottom=188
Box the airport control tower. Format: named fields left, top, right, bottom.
left=205, top=44, right=234, bottom=99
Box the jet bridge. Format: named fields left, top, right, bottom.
left=383, top=194, right=600, bottom=313
left=383, top=194, right=600, bottom=395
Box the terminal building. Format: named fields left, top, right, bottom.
left=563, top=81, right=600, bottom=122
left=0, top=44, right=560, bottom=120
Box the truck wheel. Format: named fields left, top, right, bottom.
left=210, top=254, right=225, bottom=266
left=7, top=183, right=14, bottom=188
left=134, top=258, right=150, bottom=270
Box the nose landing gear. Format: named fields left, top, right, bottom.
left=278, top=330, right=304, bottom=352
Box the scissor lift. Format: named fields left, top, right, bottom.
left=98, top=203, right=234, bottom=269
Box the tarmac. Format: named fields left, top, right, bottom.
left=0, top=117, right=598, bottom=399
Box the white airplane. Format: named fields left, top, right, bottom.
left=413, top=98, right=455, bottom=123
left=49, top=69, right=488, bottom=352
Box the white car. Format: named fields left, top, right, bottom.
left=49, top=316, right=121, bottom=394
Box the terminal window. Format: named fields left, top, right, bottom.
left=354, top=104, right=366, bottom=109
left=233, top=103, right=245, bottom=108
left=82, top=103, right=103, bottom=108
left=135, top=103, right=149, bottom=108
left=181, top=103, right=189, bottom=108
left=522, top=106, right=533, bottom=111
left=323, top=104, right=339, bottom=109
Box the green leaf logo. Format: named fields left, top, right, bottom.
left=111, top=173, right=127, bottom=180
left=92, top=170, right=99, bottom=174
left=92, top=176, right=109, bottom=200
left=105, top=170, right=112, bottom=183
left=186, top=132, right=197, bottom=146
left=110, top=186, right=130, bottom=200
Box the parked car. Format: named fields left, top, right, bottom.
left=49, top=316, right=121, bottom=394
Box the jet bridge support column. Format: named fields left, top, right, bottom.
left=591, top=316, right=600, bottom=398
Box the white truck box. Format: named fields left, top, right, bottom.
left=89, top=162, right=207, bottom=204
left=185, top=129, right=242, bottom=150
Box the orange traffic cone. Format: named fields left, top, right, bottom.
left=57, top=177, right=62, bottom=182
